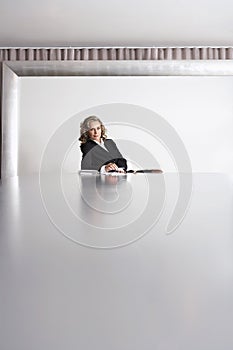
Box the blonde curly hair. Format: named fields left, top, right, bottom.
left=79, top=116, right=107, bottom=143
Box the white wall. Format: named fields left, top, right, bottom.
left=19, top=76, right=233, bottom=174
left=1, top=0, right=233, bottom=46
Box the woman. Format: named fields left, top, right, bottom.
left=79, top=116, right=127, bottom=173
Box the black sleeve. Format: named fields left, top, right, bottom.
left=116, top=157, right=127, bottom=170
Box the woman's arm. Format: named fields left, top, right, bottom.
left=81, top=152, right=96, bottom=170
left=80, top=141, right=98, bottom=170
left=105, top=140, right=127, bottom=170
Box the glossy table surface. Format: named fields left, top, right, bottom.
left=0, top=173, right=233, bottom=350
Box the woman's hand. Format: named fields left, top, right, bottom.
left=105, top=163, right=118, bottom=172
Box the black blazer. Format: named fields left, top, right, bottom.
left=80, top=139, right=127, bottom=171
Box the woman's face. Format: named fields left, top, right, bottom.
left=88, top=121, right=102, bottom=142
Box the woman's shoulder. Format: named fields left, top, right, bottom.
left=80, top=139, right=96, bottom=153
left=104, top=139, right=118, bottom=148
left=104, top=138, right=115, bottom=145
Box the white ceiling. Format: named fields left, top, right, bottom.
left=1, top=0, right=233, bottom=47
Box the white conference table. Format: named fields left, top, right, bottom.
left=0, top=172, right=233, bottom=350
